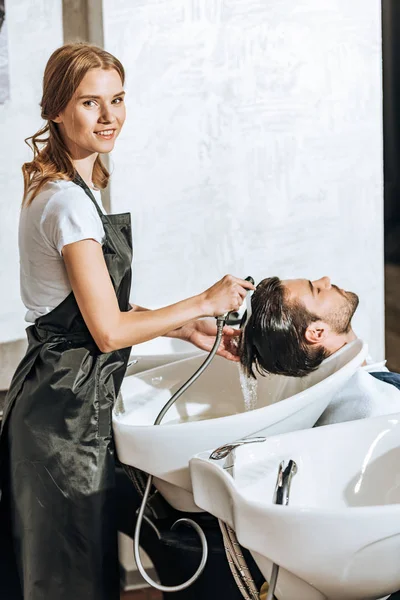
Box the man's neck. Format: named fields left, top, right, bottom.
left=324, top=328, right=357, bottom=356
left=324, top=329, right=370, bottom=366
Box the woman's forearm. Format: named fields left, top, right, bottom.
left=103, top=295, right=206, bottom=352
left=129, top=303, right=190, bottom=340
left=62, top=240, right=251, bottom=353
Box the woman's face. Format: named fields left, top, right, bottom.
left=54, top=68, right=126, bottom=159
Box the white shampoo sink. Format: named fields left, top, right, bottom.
left=126, top=336, right=202, bottom=376
left=113, top=340, right=367, bottom=512
left=190, top=412, right=400, bottom=600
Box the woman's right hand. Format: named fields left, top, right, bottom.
left=200, top=275, right=255, bottom=317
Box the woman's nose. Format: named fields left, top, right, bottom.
left=313, top=276, right=331, bottom=289
left=99, top=107, right=116, bottom=124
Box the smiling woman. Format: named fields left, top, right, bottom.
left=0, top=41, right=254, bottom=600
left=21, top=45, right=126, bottom=203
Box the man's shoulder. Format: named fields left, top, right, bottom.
left=369, top=370, right=400, bottom=392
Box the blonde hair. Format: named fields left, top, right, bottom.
left=22, top=43, right=125, bottom=205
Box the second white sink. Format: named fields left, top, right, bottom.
left=190, top=412, right=400, bottom=599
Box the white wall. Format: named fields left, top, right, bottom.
left=0, top=0, right=385, bottom=359
left=103, top=0, right=384, bottom=357
left=0, top=0, right=63, bottom=339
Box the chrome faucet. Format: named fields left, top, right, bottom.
left=210, top=438, right=297, bottom=600
left=209, top=437, right=266, bottom=477
left=266, top=459, right=298, bottom=600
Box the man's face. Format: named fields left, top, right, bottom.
left=282, top=276, right=359, bottom=334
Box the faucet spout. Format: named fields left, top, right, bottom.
left=209, top=437, right=266, bottom=461
left=209, top=437, right=266, bottom=477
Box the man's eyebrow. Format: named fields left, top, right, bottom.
left=308, top=280, right=314, bottom=294
left=77, top=91, right=126, bottom=100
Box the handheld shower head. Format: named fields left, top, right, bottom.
left=239, top=276, right=255, bottom=329
left=221, top=276, right=255, bottom=327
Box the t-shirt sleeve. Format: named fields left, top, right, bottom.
left=40, top=187, right=106, bottom=255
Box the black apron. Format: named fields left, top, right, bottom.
left=0, top=175, right=132, bottom=599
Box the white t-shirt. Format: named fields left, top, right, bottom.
left=19, top=179, right=106, bottom=323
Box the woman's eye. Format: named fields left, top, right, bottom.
left=113, top=97, right=124, bottom=104
left=83, top=100, right=97, bottom=107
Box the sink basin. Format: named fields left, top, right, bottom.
left=126, top=336, right=202, bottom=376
left=113, top=340, right=367, bottom=512
left=190, top=412, right=400, bottom=600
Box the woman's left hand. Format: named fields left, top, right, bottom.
left=178, top=319, right=242, bottom=362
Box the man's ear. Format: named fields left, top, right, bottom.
left=304, top=320, right=328, bottom=345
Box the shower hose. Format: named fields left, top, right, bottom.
left=124, top=277, right=266, bottom=595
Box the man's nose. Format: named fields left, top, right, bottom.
left=313, top=276, right=331, bottom=290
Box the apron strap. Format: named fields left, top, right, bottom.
left=72, top=172, right=133, bottom=254
left=73, top=172, right=105, bottom=220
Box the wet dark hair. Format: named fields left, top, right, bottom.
left=240, top=277, right=329, bottom=378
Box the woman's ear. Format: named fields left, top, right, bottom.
left=52, top=115, right=63, bottom=123
left=304, top=320, right=328, bottom=345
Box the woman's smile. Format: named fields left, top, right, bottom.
left=94, top=128, right=116, bottom=140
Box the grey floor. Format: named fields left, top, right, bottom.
left=121, top=588, right=162, bottom=599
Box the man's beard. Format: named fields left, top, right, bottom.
left=327, top=291, right=359, bottom=335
